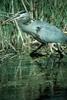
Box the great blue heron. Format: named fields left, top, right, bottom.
left=4, top=11, right=67, bottom=57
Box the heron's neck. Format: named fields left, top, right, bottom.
left=17, top=20, right=35, bottom=34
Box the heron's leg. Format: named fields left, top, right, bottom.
left=57, top=43, right=65, bottom=58
left=32, top=44, right=44, bottom=53
left=30, top=44, right=44, bottom=57
left=48, top=43, right=54, bottom=53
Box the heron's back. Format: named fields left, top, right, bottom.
left=18, top=20, right=66, bottom=43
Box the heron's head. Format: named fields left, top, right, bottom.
left=4, top=11, right=31, bottom=24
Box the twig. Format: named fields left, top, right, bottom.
left=21, top=0, right=28, bottom=12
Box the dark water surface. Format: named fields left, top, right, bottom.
left=0, top=53, right=67, bottom=100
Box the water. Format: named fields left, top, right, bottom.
left=0, top=85, right=67, bottom=100
left=0, top=52, right=67, bottom=100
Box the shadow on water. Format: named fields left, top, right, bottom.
left=0, top=52, right=67, bottom=100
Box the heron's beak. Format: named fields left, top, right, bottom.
left=11, top=11, right=30, bottom=20
left=2, top=14, right=18, bottom=24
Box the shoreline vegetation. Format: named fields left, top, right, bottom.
left=0, top=0, right=67, bottom=100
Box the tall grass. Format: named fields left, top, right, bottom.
left=0, top=0, right=67, bottom=53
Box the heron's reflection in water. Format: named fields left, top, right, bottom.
left=34, top=55, right=67, bottom=100
left=0, top=52, right=67, bottom=100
